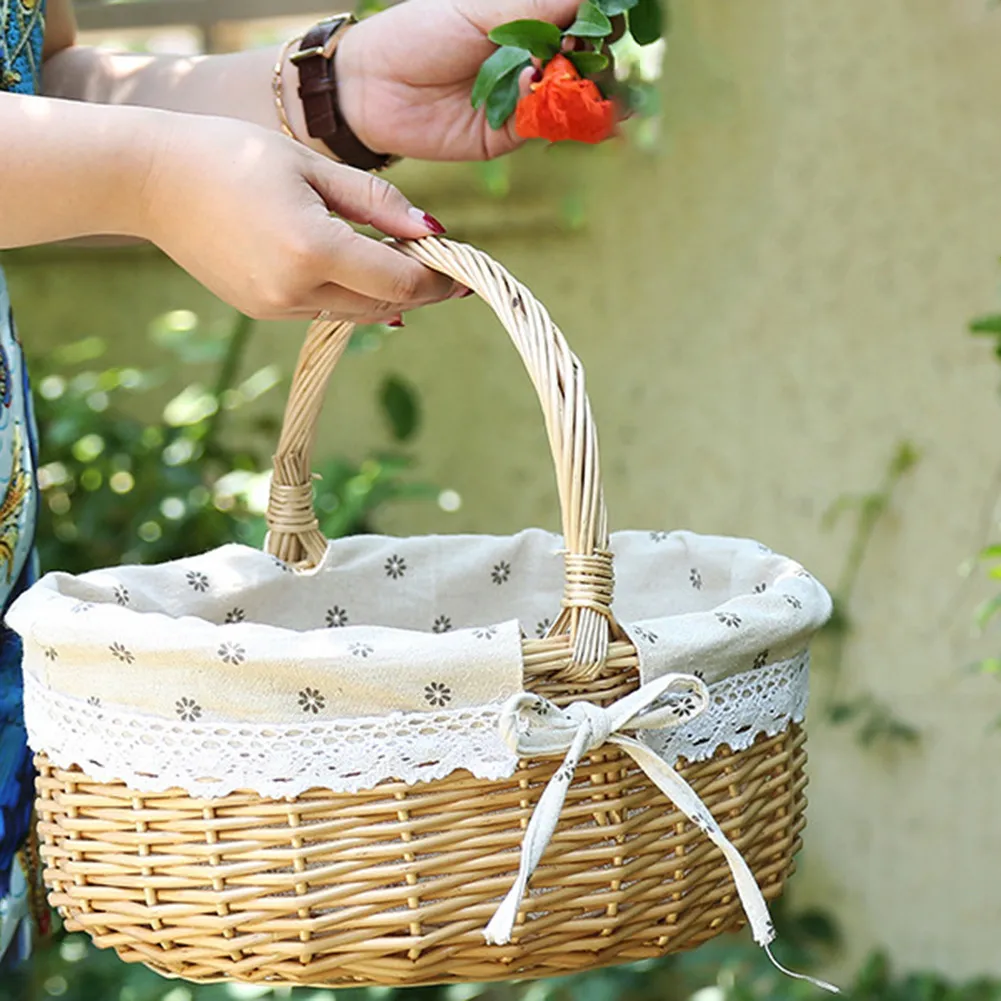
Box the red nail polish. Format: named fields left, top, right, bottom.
left=531, top=67, right=543, bottom=83
left=460, top=288, right=475, bottom=298
left=422, top=213, right=447, bottom=235
left=387, top=316, right=405, bottom=328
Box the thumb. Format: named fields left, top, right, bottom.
left=306, top=157, right=447, bottom=239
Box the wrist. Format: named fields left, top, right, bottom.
left=329, top=25, right=380, bottom=157
left=276, top=44, right=335, bottom=158
left=126, top=109, right=188, bottom=243
left=275, top=16, right=398, bottom=171
left=131, top=111, right=243, bottom=247
left=60, top=102, right=167, bottom=242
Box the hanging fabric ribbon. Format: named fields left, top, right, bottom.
left=483, top=673, right=839, bottom=996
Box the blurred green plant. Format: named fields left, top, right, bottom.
left=5, top=900, right=999, bottom=1001
left=0, top=899, right=831, bottom=1001
left=684, top=947, right=1001, bottom=1001
left=29, top=308, right=437, bottom=575
left=815, top=441, right=921, bottom=747
left=968, top=297, right=1001, bottom=726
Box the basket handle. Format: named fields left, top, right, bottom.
left=265, top=237, right=620, bottom=680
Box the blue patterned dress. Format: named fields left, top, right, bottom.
left=0, top=0, right=46, bottom=966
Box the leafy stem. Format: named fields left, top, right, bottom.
left=472, top=0, right=666, bottom=128
left=825, top=441, right=920, bottom=601
left=203, top=310, right=255, bottom=449
left=818, top=441, right=922, bottom=747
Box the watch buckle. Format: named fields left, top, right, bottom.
left=290, top=14, right=355, bottom=64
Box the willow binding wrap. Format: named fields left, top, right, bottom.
left=32, top=239, right=811, bottom=988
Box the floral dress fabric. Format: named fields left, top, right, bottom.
left=0, top=0, right=45, bottom=966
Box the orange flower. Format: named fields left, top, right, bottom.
left=515, top=54, right=616, bottom=145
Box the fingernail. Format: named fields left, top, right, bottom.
left=423, top=212, right=447, bottom=235
left=449, top=285, right=473, bottom=299
left=460, top=287, right=475, bottom=298
left=387, top=315, right=405, bottom=328
left=408, top=207, right=447, bottom=235
left=531, top=67, right=543, bottom=83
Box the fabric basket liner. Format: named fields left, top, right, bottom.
left=9, top=527, right=830, bottom=799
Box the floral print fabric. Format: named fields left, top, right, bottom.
left=8, top=528, right=830, bottom=733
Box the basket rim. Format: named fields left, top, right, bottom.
left=21, top=651, right=810, bottom=799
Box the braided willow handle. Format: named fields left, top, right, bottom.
left=266, top=237, right=620, bottom=679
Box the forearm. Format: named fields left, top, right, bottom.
left=42, top=44, right=327, bottom=154
left=0, top=92, right=163, bottom=247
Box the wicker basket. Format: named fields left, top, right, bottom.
left=21, top=239, right=820, bottom=988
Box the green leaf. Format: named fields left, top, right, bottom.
left=380, top=375, right=421, bottom=442
left=162, top=384, right=218, bottom=428
left=970, top=657, right=1001, bottom=675
left=51, top=336, right=107, bottom=367
left=475, top=159, right=512, bottom=198
left=975, top=592, right=1001, bottom=630
left=488, top=19, right=561, bottom=59
left=628, top=0, right=664, bottom=44
left=347, top=322, right=390, bottom=354
left=593, top=0, right=640, bottom=13
left=561, top=190, right=587, bottom=230
left=858, top=708, right=920, bottom=747
left=566, top=1, right=613, bottom=38
left=887, top=718, right=921, bottom=744
left=827, top=700, right=862, bottom=725
left=888, top=439, right=920, bottom=476
left=485, top=64, right=523, bottom=129
left=969, top=313, right=1001, bottom=335
left=623, top=80, right=661, bottom=117
left=795, top=908, right=841, bottom=947
left=472, top=46, right=531, bottom=109
left=568, top=51, right=610, bottom=75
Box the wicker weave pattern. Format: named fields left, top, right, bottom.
left=35, top=723, right=804, bottom=987
left=31, top=240, right=809, bottom=986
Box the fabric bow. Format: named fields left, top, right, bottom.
left=484, top=671, right=839, bottom=995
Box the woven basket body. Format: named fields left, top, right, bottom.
left=35, top=727, right=804, bottom=986
left=17, top=240, right=823, bottom=987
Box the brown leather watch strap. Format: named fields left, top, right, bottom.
left=292, top=15, right=397, bottom=172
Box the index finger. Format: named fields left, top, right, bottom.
left=323, top=223, right=458, bottom=305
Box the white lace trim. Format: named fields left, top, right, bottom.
left=23, top=655, right=809, bottom=799
left=642, top=652, right=810, bottom=762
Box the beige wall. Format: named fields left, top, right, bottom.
left=7, top=0, right=1001, bottom=982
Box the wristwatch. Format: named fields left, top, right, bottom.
left=290, top=14, right=400, bottom=172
